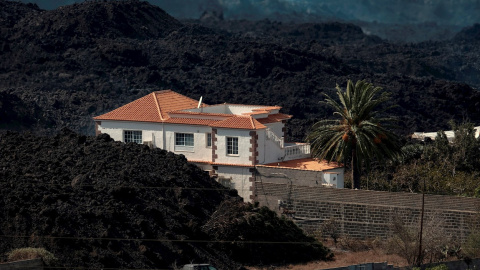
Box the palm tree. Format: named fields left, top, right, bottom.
left=307, top=80, right=402, bottom=189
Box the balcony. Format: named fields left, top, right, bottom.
left=284, top=143, right=311, bottom=161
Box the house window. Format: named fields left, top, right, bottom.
left=176, top=133, right=194, bottom=146
left=227, top=137, right=238, bottom=155
left=124, top=130, right=142, bottom=144
left=206, top=133, right=212, bottom=147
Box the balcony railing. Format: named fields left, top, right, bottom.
left=284, top=143, right=311, bottom=161
left=266, top=128, right=284, bottom=148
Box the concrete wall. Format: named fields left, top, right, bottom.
left=216, top=166, right=254, bottom=200
left=256, top=129, right=285, bottom=165
left=97, top=120, right=289, bottom=167
left=324, top=258, right=480, bottom=270
left=255, top=166, right=344, bottom=188
left=215, top=128, right=251, bottom=165
left=97, top=120, right=164, bottom=146
left=0, top=259, right=43, bottom=270
left=264, top=122, right=284, bottom=140
left=255, top=179, right=480, bottom=241
left=97, top=121, right=215, bottom=161
left=163, top=124, right=212, bottom=161
left=324, top=169, right=344, bottom=188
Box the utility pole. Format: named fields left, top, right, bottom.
left=417, top=177, right=426, bottom=266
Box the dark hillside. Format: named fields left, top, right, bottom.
left=454, top=23, right=480, bottom=41
left=0, top=0, right=39, bottom=28
left=0, top=0, right=479, bottom=142
left=0, top=129, right=331, bottom=268
left=11, top=0, right=182, bottom=41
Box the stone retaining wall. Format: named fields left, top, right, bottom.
left=254, top=169, right=480, bottom=241
left=323, top=258, right=480, bottom=270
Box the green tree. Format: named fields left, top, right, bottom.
left=450, top=122, right=480, bottom=172
left=307, top=80, right=402, bottom=189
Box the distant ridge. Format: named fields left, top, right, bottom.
left=0, top=0, right=40, bottom=28
left=11, top=0, right=183, bottom=40
left=1, top=0, right=480, bottom=141
left=454, top=23, right=480, bottom=41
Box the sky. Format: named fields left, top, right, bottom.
left=17, top=0, right=480, bottom=26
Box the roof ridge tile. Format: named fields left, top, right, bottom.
left=152, top=92, right=163, bottom=121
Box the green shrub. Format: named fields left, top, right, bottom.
left=7, top=247, right=58, bottom=266
left=425, top=264, right=449, bottom=270
left=463, top=231, right=480, bottom=258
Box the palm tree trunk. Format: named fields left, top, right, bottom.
left=352, top=149, right=360, bottom=189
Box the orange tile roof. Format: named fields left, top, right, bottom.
left=94, top=90, right=203, bottom=122
left=93, top=92, right=162, bottom=122
left=94, top=90, right=281, bottom=130
left=168, top=110, right=232, bottom=117
left=155, top=90, right=204, bottom=120
left=210, top=116, right=266, bottom=130
left=257, top=113, right=292, bottom=124
left=164, top=118, right=220, bottom=126
left=260, top=158, right=343, bottom=171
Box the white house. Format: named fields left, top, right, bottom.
left=93, top=90, right=344, bottom=201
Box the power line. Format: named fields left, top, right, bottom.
left=7, top=266, right=173, bottom=270
left=0, top=234, right=318, bottom=245
left=0, top=181, right=232, bottom=191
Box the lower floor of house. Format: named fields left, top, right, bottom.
left=192, top=158, right=345, bottom=201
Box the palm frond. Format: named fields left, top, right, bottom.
left=307, top=79, right=403, bottom=189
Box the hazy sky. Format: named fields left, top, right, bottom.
left=18, top=0, right=480, bottom=26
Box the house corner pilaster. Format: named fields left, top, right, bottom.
left=249, top=131, right=259, bottom=165
left=249, top=167, right=256, bottom=202
left=212, top=128, right=218, bottom=162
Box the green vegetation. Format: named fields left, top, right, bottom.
left=307, top=80, right=402, bottom=189
left=360, top=121, right=480, bottom=196
left=413, top=264, right=449, bottom=270
left=463, top=231, right=480, bottom=259
left=7, top=247, right=58, bottom=266
left=463, top=209, right=480, bottom=259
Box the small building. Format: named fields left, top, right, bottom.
left=93, top=90, right=344, bottom=201
left=411, top=126, right=480, bottom=142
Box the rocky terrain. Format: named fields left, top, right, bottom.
left=1, top=0, right=480, bottom=268
left=0, top=0, right=479, bottom=142
left=0, top=129, right=331, bottom=269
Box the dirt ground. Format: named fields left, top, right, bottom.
left=246, top=240, right=409, bottom=270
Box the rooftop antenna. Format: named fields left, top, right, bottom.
left=197, top=96, right=203, bottom=111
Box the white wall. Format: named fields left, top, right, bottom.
left=323, top=168, right=345, bottom=188
left=97, top=121, right=214, bottom=161
left=226, top=105, right=264, bottom=115
left=256, top=130, right=266, bottom=164
left=217, top=166, right=253, bottom=200
left=185, top=104, right=227, bottom=114
left=97, top=120, right=164, bottom=147
left=215, top=128, right=252, bottom=165
left=163, top=124, right=212, bottom=161
left=265, top=122, right=284, bottom=139
left=256, top=129, right=285, bottom=164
